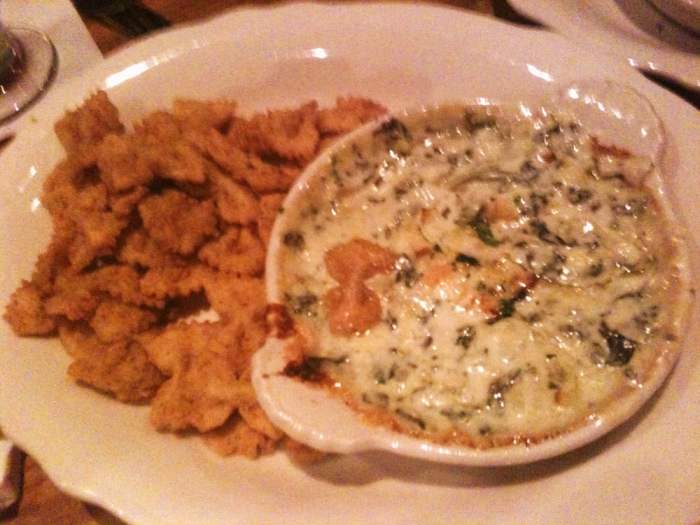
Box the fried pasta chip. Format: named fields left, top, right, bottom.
left=202, top=275, right=265, bottom=322
left=139, top=265, right=210, bottom=300
left=54, top=91, right=124, bottom=155
left=189, top=128, right=300, bottom=194
left=138, top=190, right=217, bottom=255
left=317, top=96, right=387, bottom=134
left=118, top=229, right=184, bottom=269
left=198, top=226, right=264, bottom=276
left=44, top=263, right=163, bottom=322
left=96, top=133, right=154, bottom=192
left=172, top=99, right=237, bottom=131
left=146, top=139, right=208, bottom=184
left=257, top=192, right=285, bottom=245
left=238, top=322, right=267, bottom=375
left=143, top=322, right=249, bottom=432
left=60, top=323, right=165, bottom=403
left=29, top=227, right=72, bottom=295
left=89, top=300, right=158, bottom=343
left=134, top=110, right=182, bottom=142
left=67, top=211, right=129, bottom=271
left=44, top=284, right=100, bottom=321
left=211, top=171, right=260, bottom=225
left=41, top=157, right=105, bottom=220
left=92, top=264, right=165, bottom=308
left=4, top=281, right=56, bottom=336
left=42, top=158, right=131, bottom=272
left=109, top=186, right=149, bottom=217
left=185, top=127, right=239, bottom=172
left=231, top=102, right=320, bottom=162
left=236, top=154, right=300, bottom=194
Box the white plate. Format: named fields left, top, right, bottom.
left=1, top=3, right=699, bottom=524
left=508, top=0, right=700, bottom=91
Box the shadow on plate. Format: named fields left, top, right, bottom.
left=297, top=374, right=671, bottom=488
left=614, top=0, right=700, bottom=52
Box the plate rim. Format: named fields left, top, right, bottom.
left=507, top=0, right=700, bottom=91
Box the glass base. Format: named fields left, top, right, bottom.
left=0, top=27, right=57, bottom=124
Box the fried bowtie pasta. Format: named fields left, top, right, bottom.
left=4, top=92, right=386, bottom=460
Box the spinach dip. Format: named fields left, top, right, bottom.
left=275, top=105, right=689, bottom=447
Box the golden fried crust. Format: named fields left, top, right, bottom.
left=58, top=320, right=99, bottom=358
left=144, top=322, right=249, bottom=432
left=109, top=186, right=148, bottom=217
left=118, top=229, right=184, bottom=269
left=89, top=300, right=158, bottom=343
left=235, top=154, right=300, bottom=194
left=185, top=126, right=245, bottom=176
left=45, top=264, right=164, bottom=322
left=42, top=155, right=131, bottom=272
left=188, top=126, right=301, bottom=195
left=44, top=270, right=100, bottom=320
left=203, top=415, right=277, bottom=458
left=211, top=172, right=260, bottom=225
left=42, top=156, right=106, bottom=220
left=198, top=226, right=265, bottom=276
left=324, top=239, right=397, bottom=335
left=257, top=192, right=285, bottom=245
left=138, top=190, right=217, bottom=255
left=68, top=212, right=129, bottom=272
left=91, top=265, right=165, bottom=308
left=139, top=265, right=210, bottom=300
left=30, top=226, right=72, bottom=295
left=209, top=309, right=266, bottom=376
left=54, top=91, right=124, bottom=155
left=325, top=238, right=397, bottom=282
left=317, top=96, right=387, bottom=135
left=96, top=134, right=154, bottom=192
left=4, top=282, right=56, bottom=336
left=202, top=274, right=265, bottom=323
left=134, top=110, right=182, bottom=141
left=62, top=325, right=165, bottom=403
left=172, top=99, right=237, bottom=131
left=44, top=288, right=100, bottom=322
left=232, top=101, right=320, bottom=162
left=145, top=139, right=208, bottom=184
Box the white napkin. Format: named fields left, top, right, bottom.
left=0, top=0, right=103, bottom=509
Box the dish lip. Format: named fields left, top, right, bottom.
left=255, top=102, right=694, bottom=466
left=0, top=2, right=697, bottom=522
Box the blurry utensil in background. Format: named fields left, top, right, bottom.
left=73, top=0, right=170, bottom=37
left=0, top=2, right=57, bottom=124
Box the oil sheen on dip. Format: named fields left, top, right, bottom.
left=275, top=105, right=688, bottom=447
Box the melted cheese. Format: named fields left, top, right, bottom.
left=276, top=106, right=686, bottom=446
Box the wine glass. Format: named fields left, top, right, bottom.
left=0, top=13, right=57, bottom=125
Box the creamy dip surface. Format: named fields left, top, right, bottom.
left=275, top=105, right=689, bottom=447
